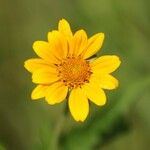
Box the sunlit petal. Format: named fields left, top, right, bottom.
left=91, top=55, right=121, bottom=74
left=46, top=82, right=68, bottom=104
left=82, top=83, right=106, bottom=106
left=69, top=88, right=89, bottom=121
left=83, top=33, right=104, bottom=59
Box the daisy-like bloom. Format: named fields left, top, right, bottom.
left=24, top=19, right=121, bottom=122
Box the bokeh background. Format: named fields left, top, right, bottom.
left=0, top=0, right=150, bottom=150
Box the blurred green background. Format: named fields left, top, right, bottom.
left=0, top=0, right=150, bottom=150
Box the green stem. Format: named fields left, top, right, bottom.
left=49, top=104, right=68, bottom=150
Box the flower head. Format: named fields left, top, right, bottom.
left=24, top=19, right=121, bottom=122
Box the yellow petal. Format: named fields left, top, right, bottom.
left=32, top=68, right=59, bottom=84
left=69, top=88, right=89, bottom=122
left=31, top=85, right=49, bottom=100
left=48, top=31, right=68, bottom=59
left=33, top=41, right=60, bottom=64
left=91, top=55, right=121, bottom=74
left=69, top=30, right=87, bottom=56
left=24, top=58, right=53, bottom=73
left=82, top=83, right=106, bottom=106
left=83, top=33, right=104, bottom=59
left=45, top=82, right=68, bottom=104
left=58, top=18, right=73, bottom=40
left=92, top=74, right=119, bottom=90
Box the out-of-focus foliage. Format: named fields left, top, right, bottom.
left=0, top=144, right=6, bottom=150
left=0, top=0, right=150, bottom=150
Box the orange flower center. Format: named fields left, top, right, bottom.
left=57, top=57, right=92, bottom=88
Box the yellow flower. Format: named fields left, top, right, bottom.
left=24, top=19, right=121, bottom=122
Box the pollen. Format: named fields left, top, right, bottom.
left=57, top=57, right=92, bottom=88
